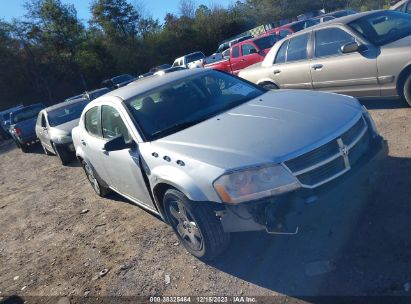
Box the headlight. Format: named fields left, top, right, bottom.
left=362, top=106, right=378, bottom=137
left=213, top=164, right=301, bottom=204
left=53, top=134, right=72, bottom=144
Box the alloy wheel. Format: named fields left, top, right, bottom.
left=168, top=200, right=203, bottom=252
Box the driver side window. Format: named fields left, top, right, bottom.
left=101, top=106, right=130, bottom=141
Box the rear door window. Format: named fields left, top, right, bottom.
left=286, top=33, right=309, bottom=62
left=84, top=107, right=100, bottom=137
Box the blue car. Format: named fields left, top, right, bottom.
left=9, top=103, right=45, bottom=152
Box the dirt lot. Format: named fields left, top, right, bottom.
left=0, top=99, right=410, bottom=302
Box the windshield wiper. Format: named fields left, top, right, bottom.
left=150, top=118, right=205, bottom=140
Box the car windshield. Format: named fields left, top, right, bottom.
left=186, top=52, right=205, bottom=63
left=348, top=11, right=411, bottom=46
left=47, top=100, right=88, bottom=127
left=125, top=70, right=265, bottom=141
left=254, top=35, right=280, bottom=50
left=11, top=106, right=43, bottom=124
left=112, top=74, right=134, bottom=84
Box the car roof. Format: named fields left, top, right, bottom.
left=102, top=69, right=206, bottom=101
left=288, top=10, right=380, bottom=35
left=44, top=98, right=87, bottom=112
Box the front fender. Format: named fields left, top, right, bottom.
left=150, top=165, right=211, bottom=202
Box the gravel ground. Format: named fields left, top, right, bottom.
left=0, top=99, right=410, bottom=302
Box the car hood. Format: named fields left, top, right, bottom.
left=49, top=118, right=80, bottom=136
left=150, top=90, right=362, bottom=169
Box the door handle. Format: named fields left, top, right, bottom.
left=311, top=64, right=323, bottom=70
left=273, top=69, right=281, bottom=75
left=241, top=59, right=246, bottom=62
left=81, top=140, right=86, bottom=146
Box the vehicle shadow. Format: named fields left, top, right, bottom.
left=0, top=139, right=16, bottom=155
left=360, top=98, right=407, bottom=110
left=208, top=155, right=411, bottom=297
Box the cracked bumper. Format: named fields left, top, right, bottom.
left=218, top=135, right=388, bottom=234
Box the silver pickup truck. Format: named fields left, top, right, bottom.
left=72, top=69, right=386, bottom=260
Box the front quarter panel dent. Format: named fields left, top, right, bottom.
left=150, top=165, right=212, bottom=203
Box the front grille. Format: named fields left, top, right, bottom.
left=283, top=116, right=369, bottom=188
left=285, top=140, right=339, bottom=172
left=298, top=157, right=346, bottom=186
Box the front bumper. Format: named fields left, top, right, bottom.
left=217, top=135, right=388, bottom=234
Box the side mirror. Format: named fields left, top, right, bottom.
left=341, top=42, right=367, bottom=53
left=104, top=135, right=134, bottom=152
left=249, top=48, right=257, bottom=54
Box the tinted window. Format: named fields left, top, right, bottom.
left=287, top=34, right=309, bottom=62
left=241, top=43, right=257, bottom=55
left=47, top=100, right=88, bottom=127
left=232, top=46, right=240, bottom=58
left=101, top=106, right=130, bottom=141
left=84, top=107, right=99, bottom=136
left=349, top=11, right=411, bottom=46
left=315, top=28, right=355, bottom=57
left=406, top=2, right=411, bottom=13
left=323, top=16, right=335, bottom=22
left=11, top=106, right=43, bottom=124
left=186, top=52, right=205, bottom=63
left=275, top=40, right=288, bottom=64
left=254, top=35, right=279, bottom=50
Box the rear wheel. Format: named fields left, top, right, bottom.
left=81, top=160, right=110, bottom=197
left=402, top=73, right=411, bottom=107
left=163, top=189, right=230, bottom=261
left=52, top=142, right=71, bottom=165
left=20, top=144, right=29, bottom=153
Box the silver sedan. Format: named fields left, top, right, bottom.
left=72, top=69, right=385, bottom=260
left=239, top=10, right=411, bottom=107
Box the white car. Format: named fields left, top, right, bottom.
left=172, top=52, right=205, bottom=69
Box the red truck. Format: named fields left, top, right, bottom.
left=204, top=34, right=281, bottom=75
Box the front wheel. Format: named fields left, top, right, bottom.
left=402, top=74, right=411, bottom=107
left=81, top=160, right=110, bottom=197
left=163, top=189, right=230, bottom=261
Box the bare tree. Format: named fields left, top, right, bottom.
left=179, top=0, right=196, bottom=18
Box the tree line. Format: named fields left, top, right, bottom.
left=0, top=0, right=389, bottom=110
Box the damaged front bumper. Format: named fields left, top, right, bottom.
left=217, top=135, right=388, bottom=234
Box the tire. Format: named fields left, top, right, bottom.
left=41, top=143, right=54, bottom=156
left=52, top=142, right=71, bottom=165
left=402, top=73, right=411, bottom=107
left=262, top=83, right=279, bottom=90
left=20, top=144, right=29, bottom=153
left=81, top=160, right=110, bottom=197
left=163, top=189, right=230, bottom=261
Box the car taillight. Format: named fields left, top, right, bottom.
left=15, top=127, right=22, bottom=137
